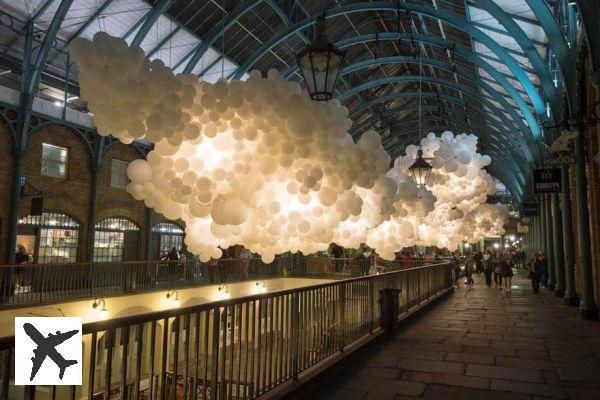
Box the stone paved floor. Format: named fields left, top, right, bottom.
left=305, top=270, right=600, bottom=400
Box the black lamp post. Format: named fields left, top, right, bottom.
left=408, top=149, right=432, bottom=187
left=296, top=15, right=346, bottom=101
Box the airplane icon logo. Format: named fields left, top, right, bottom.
left=15, top=317, right=82, bottom=385
left=23, top=323, right=79, bottom=381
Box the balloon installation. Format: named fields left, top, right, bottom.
left=70, top=33, right=508, bottom=263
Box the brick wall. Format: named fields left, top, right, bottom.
left=0, top=120, right=180, bottom=264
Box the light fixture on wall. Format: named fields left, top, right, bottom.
left=217, top=284, right=231, bottom=300
left=166, top=290, right=180, bottom=307
left=296, top=14, right=346, bottom=101
left=254, top=280, right=268, bottom=294
left=92, top=298, right=108, bottom=320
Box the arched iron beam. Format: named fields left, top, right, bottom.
left=358, top=107, right=492, bottom=141
left=341, top=55, right=526, bottom=130
left=476, top=0, right=557, bottom=115
left=350, top=91, right=463, bottom=115
left=524, top=0, right=574, bottom=90
left=65, top=0, right=113, bottom=43
left=231, top=1, right=546, bottom=121
left=180, top=0, right=264, bottom=73
left=341, top=76, right=531, bottom=158
left=130, top=0, right=175, bottom=48
left=282, top=32, right=541, bottom=143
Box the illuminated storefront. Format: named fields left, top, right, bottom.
left=17, top=212, right=80, bottom=263
left=152, top=222, right=184, bottom=259
left=93, top=217, right=140, bottom=262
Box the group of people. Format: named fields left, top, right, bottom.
left=459, top=250, right=516, bottom=292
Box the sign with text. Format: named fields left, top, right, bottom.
left=533, top=167, right=561, bottom=193
left=517, top=223, right=529, bottom=234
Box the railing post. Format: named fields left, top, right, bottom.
left=339, top=284, right=346, bottom=352
left=291, top=292, right=300, bottom=379
left=368, top=279, right=375, bottom=333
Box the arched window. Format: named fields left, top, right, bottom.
left=152, top=223, right=184, bottom=259
left=17, top=212, right=80, bottom=263
left=94, top=217, right=140, bottom=262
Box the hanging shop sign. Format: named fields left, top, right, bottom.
left=533, top=167, right=561, bottom=193
left=517, top=223, right=529, bottom=234
left=545, top=154, right=576, bottom=166
left=485, top=194, right=504, bottom=204
left=522, top=201, right=538, bottom=217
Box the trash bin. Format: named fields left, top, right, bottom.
left=380, top=288, right=401, bottom=334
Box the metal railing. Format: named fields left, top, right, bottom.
left=0, top=262, right=453, bottom=400
left=0, top=257, right=435, bottom=307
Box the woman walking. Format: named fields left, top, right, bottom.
left=500, top=254, right=513, bottom=293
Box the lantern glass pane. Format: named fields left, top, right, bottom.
left=299, top=54, right=316, bottom=95
left=325, top=53, right=342, bottom=94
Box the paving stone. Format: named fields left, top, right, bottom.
left=462, top=345, right=517, bottom=357
left=422, top=383, right=532, bottom=400
left=465, top=364, right=545, bottom=383
left=496, top=356, right=555, bottom=371
left=352, top=367, right=403, bottom=380
left=490, top=378, right=566, bottom=398
left=387, top=348, right=447, bottom=361
left=445, top=337, right=490, bottom=347
left=402, top=370, right=490, bottom=389
left=543, top=370, right=562, bottom=385
left=445, top=352, right=495, bottom=365
left=345, top=377, right=426, bottom=399
left=396, top=358, right=465, bottom=375
left=517, top=350, right=550, bottom=360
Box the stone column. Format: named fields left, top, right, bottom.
left=551, top=192, right=565, bottom=296
left=545, top=194, right=556, bottom=290
left=6, top=150, right=24, bottom=264
left=574, top=129, right=599, bottom=319
left=561, top=165, right=578, bottom=306
left=86, top=165, right=99, bottom=262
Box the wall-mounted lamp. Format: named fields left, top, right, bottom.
left=217, top=284, right=231, bottom=300
left=166, top=290, right=180, bottom=307
left=254, top=280, right=268, bottom=294
left=92, top=298, right=108, bottom=320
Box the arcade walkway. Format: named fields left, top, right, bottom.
left=302, top=271, right=600, bottom=400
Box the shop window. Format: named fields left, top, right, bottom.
left=41, top=143, right=68, bottom=179
left=94, top=217, right=140, bottom=262
left=152, top=223, right=184, bottom=259
left=110, top=159, right=129, bottom=189
left=17, top=212, right=80, bottom=263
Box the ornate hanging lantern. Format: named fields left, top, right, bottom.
left=408, top=149, right=432, bottom=187
left=296, top=15, right=346, bottom=101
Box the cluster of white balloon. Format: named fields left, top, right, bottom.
left=71, top=33, right=508, bottom=263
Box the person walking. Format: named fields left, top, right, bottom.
left=483, top=250, right=493, bottom=287
left=528, top=253, right=544, bottom=294
left=492, top=252, right=502, bottom=289
left=464, top=255, right=474, bottom=285
left=474, top=251, right=483, bottom=273
left=500, top=254, right=513, bottom=293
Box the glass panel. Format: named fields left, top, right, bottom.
left=41, top=143, right=68, bottom=179
left=95, top=217, right=139, bottom=231
left=37, top=228, right=79, bottom=263
left=111, top=159, right=129, bottom=189
left=159, top=234, right=183, bottom=259
left=93, top=231, right=125, bottom=262
left=18, top=212, right=80, bottom=228
left=152, top=223, right=184, bottom=235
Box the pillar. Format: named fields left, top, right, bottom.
left=561, top=165, right=578, bottom=306
left=545, top=195, right=556, bottom=290
left=574, top=129, right=599, bottom=320
left=7, top=150, right=25, bottom=264
left=551, top=193, right=565, bottom=296
left=145, top=208, right=152, bottom=261
left=86, top=165, right=99, bottom=262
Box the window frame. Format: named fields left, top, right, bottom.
left=110, top=159, right=129, bottom=189
left=41, top=143, right=69, bottom=179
